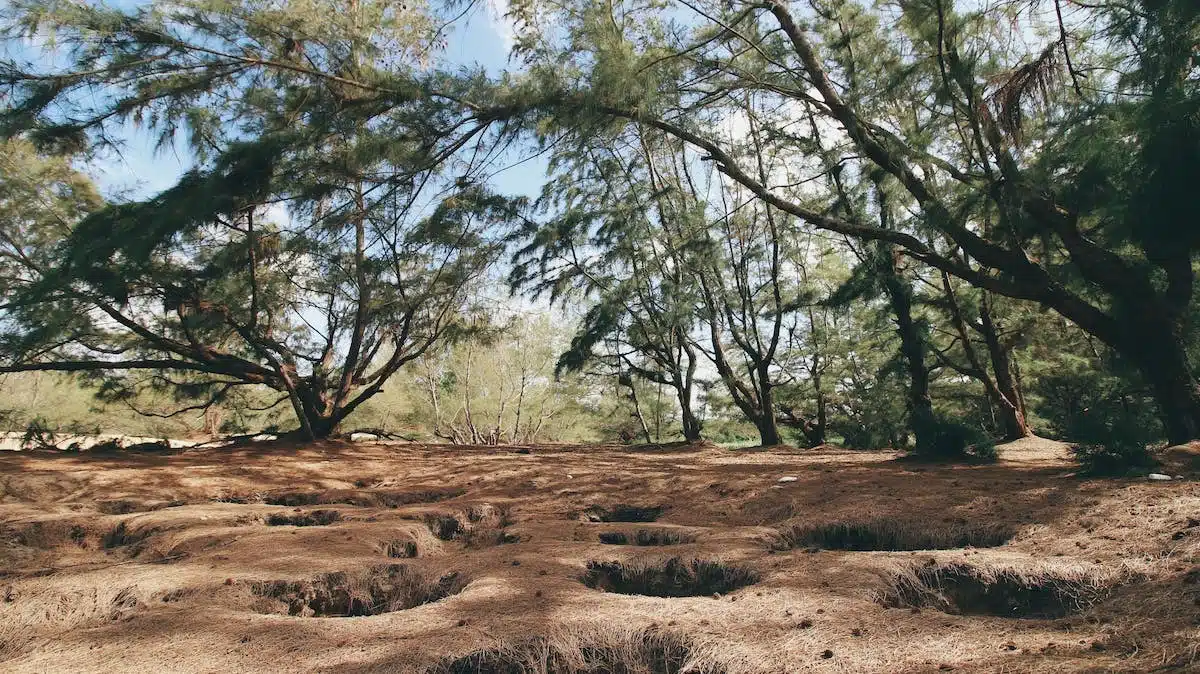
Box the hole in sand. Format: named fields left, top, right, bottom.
left=96, top=500, right=168, bottom=515
left=261, top=488, right=464, bottom=508
left=102, top=521, right=155, bottom=550
left=251, top=564, right=468, bottom=617
left=598, top=529, right=696, bottom=546
left=431, top=630, right=717, bottom=674
left=265, top=510, right=342, bottom=527
left=378, top=539, right=419, bottom=558
left=425, top=505, right=518, bottom=547
left=582, top=558, right=759, bottom=597
left=880, top=562, right=1118, bottom=618
left=8, top=521, right=90, bottom=549
left=582, top=505, right=664, bottom=523
left=774, top=518, right=1014, bottom=551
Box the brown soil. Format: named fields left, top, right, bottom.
left=0, top=437, right=1197, bottom=672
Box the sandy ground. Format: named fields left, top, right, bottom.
left=0, top=437, right=1197, bottom=673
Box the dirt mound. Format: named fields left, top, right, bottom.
left=582, top=558, right=759, bottom=597
left=251, top=564, right=468, bottom=617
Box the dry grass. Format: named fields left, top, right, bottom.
left=0, top=437, right=1196, bottom=672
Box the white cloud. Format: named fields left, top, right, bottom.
left=486, top=0, right=517, bottom=52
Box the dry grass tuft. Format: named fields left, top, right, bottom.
left=879, top=561, right=1124, bottom=618
left=598, top=529, right=696, bottom=546
left=582, top=558, right=759, bottom=597
left=429, top=626, right=722, bottom=674
left=773, top=518, right=1014, bottom=551
left=264, top=509, right=342, bottom=527
left=250, top=564, right=468, bottom=617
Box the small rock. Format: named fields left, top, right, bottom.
left=778, top=476, right=799, bottom=483
left=1148, top=473, right=1172, bottom=481
left=456, top=619, right=467, bottom=627
left=821, top=650, right=834, bottom=659
left=798, top=618, right=814, bottom=629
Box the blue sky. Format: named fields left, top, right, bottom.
left=8, top=0, right=547, bottom=202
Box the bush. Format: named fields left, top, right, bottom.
left=911, top=415, right=997, bottom=462
left=1032, top=368, right=1161, bottom=476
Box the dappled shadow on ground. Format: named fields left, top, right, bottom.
left=0, top=439, right=1197, bottom=672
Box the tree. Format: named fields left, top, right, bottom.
left=411, top=312, right=592, bottom=444
left=512, top=126, right=706, bottom=442
left=510, top=0, right=1200, bottom=443
left=0, top=0, right=523, bottom=438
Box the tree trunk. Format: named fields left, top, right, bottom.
left=678, top=386, right=702, bottom=442
left=978, top=293, right=1031, bottom=440
left=881, top=249, right=935, bottom=452
left=619, top=373, right=654, bottom=444
left=756, top=368, right=782, bottom=446
left=1124, top=322, right=1200, bottom=445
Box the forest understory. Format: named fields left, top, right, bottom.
left=0, top=437, right=1197, bottom=673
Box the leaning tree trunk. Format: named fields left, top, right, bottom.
left=979, top=294, right=1031, bottom=440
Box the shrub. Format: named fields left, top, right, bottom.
left=1032, top=368, right=1161, bottom=475
left=910, top=415, right=997, bottom=462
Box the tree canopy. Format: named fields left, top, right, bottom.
left=1, top=0, right=1196, bottom=457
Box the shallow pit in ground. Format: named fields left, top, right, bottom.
left=880, top=562, right=1117, bottom=618
left=251, top=564, right=468, bottom=617
left=598, top=529, right=696, bottom=546
left=265, top=510, right=341, bottom=527
left=581, top=504, right=664, bottom=523
left=425, top=505, right=518, bottom=546
left=774, top=518, right=1014, bottom=551
left=377, top=539, right=419, bottom=558
left=430, top=630, right=713, bottom=674
left=261, top=487, right=465, bottom=508
left=582, top=558, right=759, bottom=597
